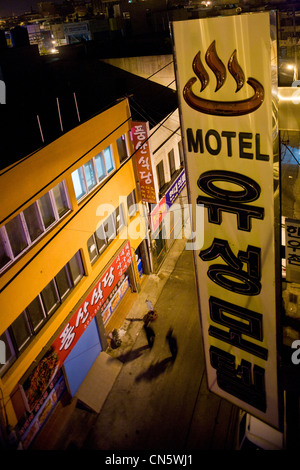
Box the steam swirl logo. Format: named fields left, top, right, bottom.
left=183, top=41, right=264, bottom=116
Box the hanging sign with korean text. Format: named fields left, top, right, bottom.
left=172, top=12, right=280, bottom=428
left=52, top=241, right=132, bottom=366
left=285, top=218, right=300, bottom=283
left=131, top=121, right=157, bottom=204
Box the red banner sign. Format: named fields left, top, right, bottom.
left=52, top=241, right=132, bottom=366
left=131, top=121, right=157, bottom=204
left=151, top=196, right=167, bottom=233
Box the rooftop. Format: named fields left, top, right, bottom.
left=0, top=38, right=177, bottom=170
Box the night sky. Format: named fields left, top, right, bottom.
left=0, top=0, right=61, bottom=17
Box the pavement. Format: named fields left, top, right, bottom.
left=30, top=238, right=239, bottom=452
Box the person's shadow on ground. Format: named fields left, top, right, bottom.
left=135, top=357, right=174, bottom=382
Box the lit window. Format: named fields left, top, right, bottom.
left=72, top=147, right=115, bottom=203
left=95, top=153, right=106, bottom=181
left=72, top=167, right=87, bottom=201
left=83, top=160, right=96, bottom=191
left=0, top=181, right=71, bottom=274
left=103, top=146, right=114, bottom=173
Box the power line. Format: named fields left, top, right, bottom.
left=0, top=109, right=178, bottom=293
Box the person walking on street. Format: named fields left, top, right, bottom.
left=144, top=321, right=155, bottom=349
left=166, top=328, right=178, bottom=361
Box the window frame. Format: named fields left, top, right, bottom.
left=0, top=181, right=71, bottom=274
left=10, top=312, right=33, bottom=354
left=168, top=148, right=176, bottom=178
left=0, top=250, right=85, bottom=376
left=0, top=330, right=16, bottom=378
left=127, top=190, right=137, bottom=217
left=25, top=294, right=47, bottom=334
left=156, top=160, right=165, bottom=191
left=117, top=134, right=129, bottom=163
left=72, top=146, right=115, bottom=203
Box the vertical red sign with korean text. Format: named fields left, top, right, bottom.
left=131, top=121, right=157, bottom=204
left=52, top=241, right=132, bottom=366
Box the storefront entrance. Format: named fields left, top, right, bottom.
left=63, top=318, right=102, bottom=396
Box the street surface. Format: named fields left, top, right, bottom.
left=80, top=247, right=238, bottom=451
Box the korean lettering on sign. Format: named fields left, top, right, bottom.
left=165, top=170, right=186, bottom=209
left=172, top=12, right=280, bottom=428
left=285, top=218, right=300, bottom=282
left=131, top=121, right=157, bottom=204
left=52, top=241, right=132, bottom=365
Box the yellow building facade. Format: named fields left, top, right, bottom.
left=0, top=98, right=148, bottom=447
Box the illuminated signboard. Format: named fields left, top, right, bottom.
left=172, top=12, right=280, bottom=428
left=21, top=241, right=133, bottom=412
left=131, top=121, right=157, bottom=204
left=52, top=241, right=132, bottom=365
left=285, top=218, right=300, bottom=283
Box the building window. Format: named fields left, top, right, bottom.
left=87, top=234, right=99, bottom=264
left=83, top=159, right=97, bottom=192
left=10, top=313, right=32, bottom=353
left=103, top=213, right=116, bottom=244
left=0, top=251, right=85, bottom=375
left=114, top=204, right=125, bottom=234
left=5, top=215, right=29, bottom=257
left=68, top=251, right=84, bottom=285
left=25, top=296, right=46, bottom=333
left=0, top=331, right=16, bottom=378
left=72, top=167, right=87, bottom=201
left=156, top=160, right=165, bottom=191
left=72, top=146, right=115, bottom=202
left=95, top=153, right=106, bottom=182
left=98, top=223, right=109, bottom=250
left=178, top=140, right=184, bottom=167
left=52, top=181, right=70, bottom=218
left=40, top=280, right=60, bottom=316
left=0, top=231, right=12, bottom=269
left=55, top=266, right=72, bottom=302
left=0, top=181, right=71, bottom=274
left=117, top=134, right=129, bottom=163
left=23, top=203, right=44, bottom=242
left=38, top=193, right=56, bottom=229
left=127, top=190, right=137, bottom=217
left=103, top=146, right=114, bottom=174
left=87, top=205, right=125, bottom=265
left=168, top=148, right=176, bottom=178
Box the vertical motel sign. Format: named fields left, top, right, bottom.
left=172, top=12, right=281, bottom=428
